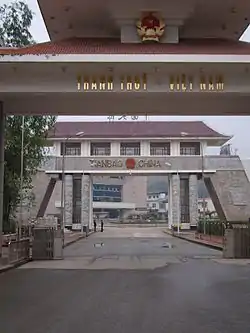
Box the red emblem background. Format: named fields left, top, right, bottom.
left=126, top=158, right=136, bottom=169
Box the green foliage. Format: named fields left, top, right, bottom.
left=197, top=218, right=225, bottom=236
left=0, top=1, right=57, bottom=230
left=0, top=1, right=35, bottom=47
left=4, top=116, right=56, bottom=226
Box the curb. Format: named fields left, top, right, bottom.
left=63, top=235, right=86, bottom=248
left=63, top=231, right=94, bottom=248
left=0, top=258, right=31, bottom=274
left=163, top=230, right=223, bottom=251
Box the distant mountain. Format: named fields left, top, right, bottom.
left=147, top=176, right=209, bottom=198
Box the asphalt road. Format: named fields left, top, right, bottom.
left=1, top=227, right=250, bottom=333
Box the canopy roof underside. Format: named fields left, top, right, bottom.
left=38, top=0, right=250, bottom=41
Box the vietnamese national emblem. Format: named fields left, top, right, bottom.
left=136, top=13, right=165, bottom=43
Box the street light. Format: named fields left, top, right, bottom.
left=61, top=131, right=84, bottom=234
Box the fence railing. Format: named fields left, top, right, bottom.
left=197, top=218, right=225, bottom=236
left=223, top=222, right=250, bottom=258
left=8, top=239, right=30, bottom=264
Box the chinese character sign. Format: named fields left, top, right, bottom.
left=107, top=116, right=148, bottom=121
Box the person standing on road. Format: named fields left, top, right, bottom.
left=94, top=219, right=97, bottom=232
left=100, top=219, right=104, bottom=232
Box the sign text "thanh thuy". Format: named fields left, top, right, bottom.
left=77, top=74, right=147, bottom=91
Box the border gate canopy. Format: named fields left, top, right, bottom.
left=1, top=59, right=250, bottom=116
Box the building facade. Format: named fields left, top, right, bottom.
left=30, top=120, right=240, bottom=230
left=33, top=173, right=148, bottom=227
left=2, top=1, right=250, bottom=236
left=147, top=192, right=168, bottom=214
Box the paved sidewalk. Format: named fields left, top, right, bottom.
left=0, top=231, right=90, bottom=273
left=164, top=229, right=223, bottom=250
left=63, top=231, right=87, bottom=247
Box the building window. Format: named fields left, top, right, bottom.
left=150, top=142, right=170, bottom=155
left=91, top=142, right=111, bottom=156
left=60, top=142, right=81, bottom=156
left=120, top=142, right=140, bottom=156
left=93, top=184, right=122, bottom=202
left=180, top=142, right=200, bottom=155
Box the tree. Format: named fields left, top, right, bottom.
left=0, top=1, right=56, bottom=231
left=0, top=1, right=35, bottom=47
left=4, top=116, right=56, bottom=231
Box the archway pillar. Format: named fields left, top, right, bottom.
left=81, top=173, right=93, bottom=232
left=170, top=174, right=180, bottom=229
left=168, top=175, right=172, bottom=229
left=189, top=174, right=199, bottom=228
left=64, top=174, right=73, bottom=227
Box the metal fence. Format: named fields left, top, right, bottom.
left=197, top=218, right=224, bottom=236
left=8, top=239, right=30, bottom=264
left=224, top=222, right=250, bottom=258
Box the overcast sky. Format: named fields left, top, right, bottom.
left=1, top=0, right=250, bottom=158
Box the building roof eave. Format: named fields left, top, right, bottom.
left=1, top=38, right=250, bottom=59
left=47, top=136, right=231, bottom=142
left=206, top=136, right=232, bottom=147
left=47, top=121, right=229, bottom=140
left=1, top=53, right=250, bottom=64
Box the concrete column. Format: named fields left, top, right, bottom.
left=168, top=175, right=172, bottom=229
left=201, top=141, right=207, bottom=156
left=0, top=102, right=4, bottom=255
left=189, top=174, right=199, bottom=228
left=170, top=141, right=180, bottom=156
left=81, top=174, right=91, bottom=230
left=89, top=176, right=93, bottom=230
left=54, top=142, right=60, bottom=156
left=171, top=174, right=180, bottom=228
left=64, top=174, right=73, bottom=227
left=82, top=141, right=89, bottom=156
left=140, top=140, right=150, bottom=156
left=111, top=141, right=120, bottom=156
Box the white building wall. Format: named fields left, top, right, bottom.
left=171, top=141, right=180, bottom=156
left=111, top=141, right=120, bottom=156
left=54, top=142, right=60, bottom=155
left=141, top=140, right=150, bottom=156
left=52, top=138, right=209, bottom=157
left=82, top=141, right=90, bottom=156
left=122, top=176, right=147, bottom=209
left=201, top=141, right=207, bottom=156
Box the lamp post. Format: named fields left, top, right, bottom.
left=60, top=131, right=84, bottom=234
